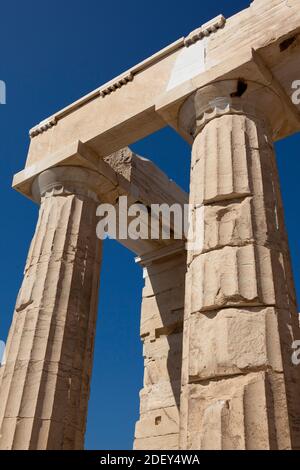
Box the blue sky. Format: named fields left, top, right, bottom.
left=0, top=0, right=299, bottom=450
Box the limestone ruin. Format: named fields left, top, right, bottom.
left=1, top=0, right=300, bottom=450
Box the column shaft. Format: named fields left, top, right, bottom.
left=179, top=84, right=300, bottom=449
left=0, top=167, right=102, bottom=450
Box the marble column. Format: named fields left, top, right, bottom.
left=178, top=80, right=300, bottom=450
left=0, top=166, right=103, bottom=450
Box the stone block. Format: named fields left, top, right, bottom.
left=139, top=380, right=181, bottom=414
left=188, top=307, right=283, bottom=380
left=140, top=289, right=184, bottom=339
left=134, top=433, right=179, bottom=450
left=201, top=197, right=254, bottom=252
left=143, top=333, right=182, bottom=364
left=189, top=244, right=275, bottom=312
left=182, top=371, right=291, bottom=450
left=189, top=114, right=252, bottom=206
left=135, top=406, right=179, bottom=439
left=143, top=263, right=186, bottom=298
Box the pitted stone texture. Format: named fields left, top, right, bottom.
left=188, top=307, right=284, bottom=380
left=0, top=169, right=102, bottom=450
left=182, top=372, right=291, bottom=450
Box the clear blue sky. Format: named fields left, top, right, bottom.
left=0, top=0, right=299, bottom=450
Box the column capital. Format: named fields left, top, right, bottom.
left=31, top=165, right=111, bottom=203
left=178, top=79, right=284, bottom=140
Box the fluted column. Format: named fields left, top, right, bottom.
left=179, top=80, right=300, bottom=450
left=0, top=166, right=104, bottom=450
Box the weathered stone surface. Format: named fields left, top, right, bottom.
left=139, top=380, right=181, bottom=415
left=195, top=197, right=254, bottom=253
left=190, top=195, right=288, bottom=258
left=182, top=371, right=291, bottom=450
left=135, top=406, right=179, bottom=439
left=142, top=257, right=186, bottom=298
left=134, top=433, right=179, bottom=450
left=138, top=334, right=182, bottom=417
left=3, top=0, right=300, bottom=451
left=179, top=81, right=300, bottom=450
left=186, top=111, right=291, bottom=266
left=135, top=252, right=185, bottom=449
left=188, top=244, right=275, bottom=312
left=189, top=114, right=252, bottom=205
left=143, top=334, right=183, bottom=386
left=188, top=307, right=283, bottom=380
left=0, top=167, right=102, bottom=450
left=140, top=293, right=184, bottom=340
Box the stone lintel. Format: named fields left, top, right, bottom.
left=13, top=140, right=118, bottom=203
left=24, top=0, right=300, bottom=167
left=13, top=142, right=187, bottom=207
left=13, top=142, right=188, bottom=257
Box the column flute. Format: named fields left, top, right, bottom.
left=0, top=166, right=105, bottom=450
left=179, top=80, right=300, bottom=450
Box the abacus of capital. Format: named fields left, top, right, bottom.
left=1, top=0, right=300, bottom=450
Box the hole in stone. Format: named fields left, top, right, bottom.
left=230, top=79, right=247, bottom=98
left=280, top=36, right=296, bottom=52
left=155, top=416, right=162, bottom=425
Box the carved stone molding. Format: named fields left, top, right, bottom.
left=184, top=15, right=226, bottom=47
left=99, top=72, right=134, bottom=97
left=29, top=117, right=57, bottom=137
left=178, top=79, right=284, bottom=139
left=29, top=73, right=134, bottom=139
left=31, top=166, right=105, bottom=203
